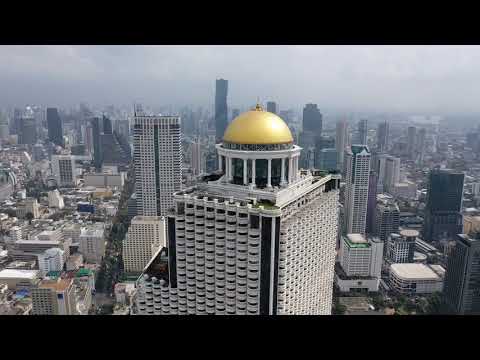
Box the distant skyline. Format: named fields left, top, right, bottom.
left=2, top=45, right=480, bottom=114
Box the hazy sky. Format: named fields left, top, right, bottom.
left=2, top=45, right=480, bottom=113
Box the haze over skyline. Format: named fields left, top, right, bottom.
left=2, top=45, right=480, bottom=114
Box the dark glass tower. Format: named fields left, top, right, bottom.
left=102, top=115, right=113, bottom=135
left=423, top=169, right=464, bottom=242
left=91, top=117, right=102, bottom=170
left=46, top=108, right=64, bottom=146
left=366, top=170, right=378, bottom=234
left=444, top=234, right=480, bottom=314
left=266, top=101, right=278, bottom=114
left=357, top=119, right=368, bottom=145
left=19, top=117, right=37, bottom=145
left=215, top=79, right=228, bottom=142
left=376, top=121, right=389, bottom=152
left=302, top=103, right=322, bottom=134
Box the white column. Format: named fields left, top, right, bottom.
left=267, top=158, right=272, bottom=188
left=243, top=159, right=248, bottom=185
left=293, top=156, right=298, bottom=181
left=218, top=155, right=223, bottom=172
left=228, top=157, right=233, bottom=181
left=280, top=157, right=286, bottom=185
left=288, top=157, right=293, bottom=183
left=252, top=159, right=256, bottom=187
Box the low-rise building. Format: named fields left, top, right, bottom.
left=335, top=234, right=384, bottom=293
left=0, top=269, right=40, bottom=290
left=389, top=263, right=444, bottom=294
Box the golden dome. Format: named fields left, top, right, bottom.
left=223, top=104, right=293, bottom=145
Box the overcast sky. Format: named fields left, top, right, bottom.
left=1, top=45, right=480, bottom=114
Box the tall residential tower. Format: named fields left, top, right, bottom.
left=133, top=114, right=182, bottom=217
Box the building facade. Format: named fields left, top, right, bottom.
left=123, top=216, right=166, bottom=273
left=52, top=155, right=76, bottom=187
left=386, top=230, right=417, bottom=264
left=374, top=198, right=400, bottom=242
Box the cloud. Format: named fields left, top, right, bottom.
left=1, top=45, right=480, bottom=113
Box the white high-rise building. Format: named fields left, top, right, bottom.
left=136, top=105, right=341, bottom=315
left=52, top=155, right=76, bottom=187
left=344, top=145, right=371, bottom=235
left=48, top=189, right=65, bottom=209
left=123, top=216, right=166, bottom=273
left=133, top=114, right=182, bottom=216
left=79, top=225, right=105, bottom=264
left=191, top=141, right=205, bottom=176
left=37, top=248, right=65, bottom=276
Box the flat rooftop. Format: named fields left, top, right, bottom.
left=400, top=229, right=419, bottom=237
left=16, top=239, right=61, bottom=245
left=0, top=269, right=39, bottom=279
left=390, top=263, right=440, bottom=281
left=344, top=234, right=369, bottom=248
left=39, top=278, right=72, bottom=292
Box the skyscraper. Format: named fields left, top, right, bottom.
left=302, top=103, right=322, bottom=134
left=384, top=156, right=401, bottom=193
left=10, top=108, right=22, bottom=135
left=344, top=145, right=371, bottom=234
left=215, top=79, right=228, bottom=142
left=0, top=111, right=8, bottom=141
left=266, top=101, right=278, bottom=114
left=102, top=115, right=113, bottom=135
left=91, top=117, right=102, bottom=170
left=191, top=140, right=205, bottom=176
left=444, top=234, right=480, bottom=314
left=416, top=127, right=426, bottom=163
left=135, top=105, right=340, bottom=315
left=407, top=126, right=417, bottom=159
left=18, top=116, right=37, bottom=145
left=316, top=148, right=337, bottom=171
left=357, top=119, right=368, bottom=145
left=366, top=171, right=378, bottom=234
left=336, top=120, right=348, bottom=172
left=377, top=121, right=389, bottom=152
left=46, top=108, right=63, bottom=146
left=423, top=169, right=465, bottom=242
left=133, top=114, right=182, bottom=217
